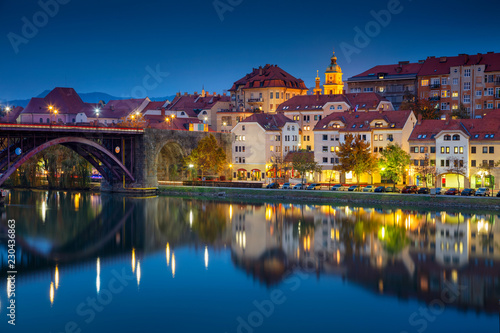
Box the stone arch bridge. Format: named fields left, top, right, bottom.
left=0, top=124, right=232, bottom=193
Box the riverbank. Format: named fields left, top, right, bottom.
left=158, top=185, right=500, bottom=210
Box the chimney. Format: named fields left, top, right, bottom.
left=184, top=92, right=188, bottom=96
left=194, top=91, right=198, bottom=95
left=417, top=113, right=422, bottom=125
left=213, top=92, right=217, bottom=96
left=259, top=66, right=263, bottom=75
left=176, top=92, right=181, bottom=97
left=223, top=92, right=226, bottom=96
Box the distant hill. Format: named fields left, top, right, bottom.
left=2, top=90, right=176, bottom=108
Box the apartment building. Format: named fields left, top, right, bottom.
left=230, top=113, right=299, bottom=181
left=229, top=64, right=308, bottom=113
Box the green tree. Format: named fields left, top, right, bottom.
left=336, top=133, right=377, bottom=185
left=379, top=144, right=411, bottom=187
left=185, top=134, right=227, bottom=179
left=291, top=150, right=321, bottom=184
left=451, top=103, right=470, bottom=119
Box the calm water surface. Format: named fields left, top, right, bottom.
left=0, top=190, right=498, bottom=333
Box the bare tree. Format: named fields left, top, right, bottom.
left=413, top=156, right=437, bottom=187
left=446, top=156, right=467, bottom=190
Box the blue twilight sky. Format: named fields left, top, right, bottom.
left=1, top=0, right=499, bottom=101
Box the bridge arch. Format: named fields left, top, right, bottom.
left=0, top=136, right=134, bottom=186
left=156, top=140, right=187, bottom=181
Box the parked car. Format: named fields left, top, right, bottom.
left=292, top=183, right=306, bottom=190
left=402, top=185, right=418, bottom=194
left=374, top=186, right=386, bottom=192
left=460, top=188, right=475, bottom=196
left=496, top=190, right=500, bottom=197
left=306, top=183, right=321, bottom=190
left=433, top=188, right=443, bottom=195
left=331, top=184, right=346, bottom=191
left=444, top=188, right=459, bottom=195
left=363, top=185, right=375, bottom=192
left=475, top=188, right=491, bottom=196
left=266, top=182, right=280, bottom=189
left=282, top=182, right=291, bottom=189
left=417, top=187, right=430, bottom=194
left=347, top=185, right=360, bottom=192
left=385, top=186, right=400, bottom=193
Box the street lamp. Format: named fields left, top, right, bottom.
left=53, top=109, right=58, bottom=124
left=95, top=108, right=100, bottom=126
left=229, top=163, right=233, bottom=181
left=5, top=106, right=10, bottom=123
left=222, top=121, right=227, bottom=133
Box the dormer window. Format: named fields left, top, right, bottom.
left=444, top=134, right=451, bottom=141
left=359, top=124, right=363, bottom=128
left=390, top=123, right=395, bottom=128
left=452, top=134, right=460, bottom=140
left=375, top=122, right=383, bottom=128
left=485, top=134, right=490, bottom=138
left=422, top=135, right=427, bottom=138
left=417, top=134, right=422, bottom=139
left=474, top=134, right=479, bottom=138
left=352, top=125, right=356, bottom=128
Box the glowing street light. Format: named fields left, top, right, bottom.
left=5, top=106, right=11, bottom=123
left=95, top=108, right=100, bottom=125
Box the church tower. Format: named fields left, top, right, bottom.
left=313, top=70, right=322, bottom=95
left=323, top=49, right=344, bottom=95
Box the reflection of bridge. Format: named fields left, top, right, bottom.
left=0, top=124, right=231, bottom=192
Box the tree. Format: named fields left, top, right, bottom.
left=119, top=113, right=148, bottom=128
left=379, top=144, right=411, bottom=187
left=400, top=98, right=440, bottom=120
left=336, top=133, right=377, bottom=185
left=446, top=156, right=466, bottom=190
left=185, top=134, right=226, bottom=179
left=270, top=153, right=288, bottom=182
left=413, top=156, right=437, bottom=187
left=291, top=150, right=321, bottom=184
left=475, top=160, right=498, bottom=189
left=451, top=103, right=470, bottom=119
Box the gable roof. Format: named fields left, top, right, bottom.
left=239, top=113, right=294, bottom=131
left=315, top=110, right=413, bottom=132
left=350, top=62, right=422, bottom=80
left=230, top=64, right=307, bottom=91
left=22, top=87, right=88, bottom=115
left=166, top=94, right=230, bottom=117
left=276, top=93, right=389, bottom=112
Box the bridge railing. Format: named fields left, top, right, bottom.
left=183, top=181, right=264, bottom=188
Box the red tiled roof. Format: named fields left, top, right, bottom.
left=479, top=52, right=500, bottom=72
left=240, top=113, right=294, bottom=131
left=229, top=64, right=307, bottom=91
left=166, top=94, right=230, bottom=117
left=352, top=62, right=422, bottom=78
left=92, top=99, right=147, bottom=119
left=143, top=101, right=166, bottom=111
left=408, top=115, right=500, bottom=142
left=276, top=93, right=388, bottom=112
left=147, top=115, right=207, bottom=131
left=22, top=87, right=89, bottom=115
left=315, top=110, right=413, bottom=131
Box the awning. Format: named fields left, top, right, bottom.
left=251, top=169, right=261, bottom=172
left=237, top=168, right=247, bottom=172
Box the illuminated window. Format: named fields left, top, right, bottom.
left=441, top=90, right=449, bottom=98
left=452, top=91, right=458, bottom=98
left=421, top=79, right=429, bottom=86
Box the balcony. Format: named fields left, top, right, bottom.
left=430, top=83, right=441, bottom=89
left=429, top=96, right=441, bottom=101
left=247, top=97, right=264, bottom=103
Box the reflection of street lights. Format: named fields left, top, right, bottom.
left=478, top=170, right=488, bottom=187
left=229, top=164, right=233, bottom=181
left=188, top=164, right=194, bottom=187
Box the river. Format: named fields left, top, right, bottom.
left=0, top=190, right=498, bottom=332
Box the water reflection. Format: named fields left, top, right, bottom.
left=0, top=191, right=499, bottom=316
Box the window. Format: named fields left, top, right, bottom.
left=489, top=160, right=494, bottom=167
left=337, top=105, right=342, bottom=110
left=322, top=146, right=328, bottom=152
left=444, top=135, right=451, bottom=141
left=489, top=146, right=494, bottom=154
left=421, top=79, right=429, bottom=86
left=270, top=92, right=273, bottom=99
left=476, top=90, right=482, bottom=97
left=40, top=118, right=43, bottom=123
left=471, top=160, right=476, bottom=167
left=446, top=147, right=450, bottom=154
left=454, top=147, right=458, bottom=154
left=452, top=91, right=458, bottom=98
left=242, top=125, right=245, bottom=131
left=440, top=160, right=444, bottom=167
left=464, top=69, right=471, bottom=77
left=387, top=134, right=393, bottom=141
left=323, top=157, right=328, bottom=163
left=430, top=147, right=436, bottom=153
left=459, top=146, right=463, bottom=154
left=463, top=95, right=470, bottom=103
left=322, top=135, right=328, bottom=141
left=363, top=87, right=373, bottom=92
left=378, top=134, right=383, bottom=141
left=374, top=135, right=378, bottom=141
left=486, top=88, right=494, bottom=96
left=420, top=146, right=428, bottom=153
left=452, top=134, right=459, bottom=141
left=441, top=90, right=449, bottom=98
left=374, top=147, right=378, bottom=152
left=413, top=147, right=419, bottom=153
left=430, top=160, right=436, bottom=166
left=471, top=146, right=476, bottom=154
left=483, top=146, right=488, bottom=153
left=440, top=147, right=445, bottom=153
left=487, top=102, right=493, bottom=109
left=446, top=160, right=450, bottom=167
left=464, top=82, right=471, bottom=90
